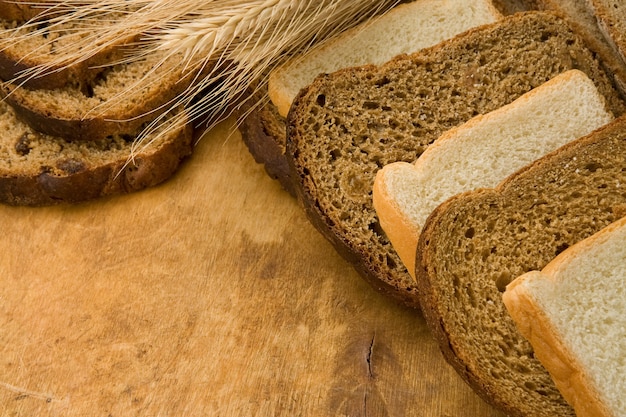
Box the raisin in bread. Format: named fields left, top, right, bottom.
left=415, top=115, right=626, bottom=416
left=286, top=11, right=626, bottom=307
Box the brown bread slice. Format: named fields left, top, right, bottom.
left=0, top=98, right=192, bottom=206
left=535, top=0, right=626, bottom=97
left=1, top=51, right=197, bottom=141
left=586, top=0, right=626, bottom=66
left=285, top=11, right=626, bottom=307
left=503, top=215, right=626, bottom=417
left=415, top=115, right=626, bottom=417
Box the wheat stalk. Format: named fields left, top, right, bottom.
left=1, top=0, right=401, bottom=158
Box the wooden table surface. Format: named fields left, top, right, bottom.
left=0, top=118, right=505, bottom=416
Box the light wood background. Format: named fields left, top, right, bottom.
left=0, top=118, right=504, bottom=416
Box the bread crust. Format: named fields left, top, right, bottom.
left=371, top=162, right=423, bottom=279
left=236, top=90, right=295, bottom=196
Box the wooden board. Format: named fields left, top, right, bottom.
left=0, top=118, right=504, bottom=416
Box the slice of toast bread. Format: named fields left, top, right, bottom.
left=0, top=98, right=193, bottom=206
left=503, top=215, right=626, bottom=417
left=0, top=51, right=197, bottom=141
left=415, top=114, right=626, bottom=416
left=285, top=11, right=626, bottom=307
left=372, top=69, right=614, bottom=279
left=238, top=0, right=504, bottom=195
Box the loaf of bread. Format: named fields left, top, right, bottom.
left=373, top=69, right=614, bottom=279
left=414, top=114, right=626, bottom=416
left=239, top=0, right=503, bottom=195
left=503, top=215, right=626, bottom=417
left=268, top=0, right=502, bottom=117
left=286, top=11, right=626, bottom=307
left=1, top=51, right=197, bottom=141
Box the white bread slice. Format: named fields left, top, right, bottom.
left=373, top=69, right=614, bottom=278
left=267, top=0, right=502, bottom=117
left=502, top=215, right=626, bottom=417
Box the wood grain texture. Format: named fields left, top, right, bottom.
left=0, top=118, right=503, bottom=416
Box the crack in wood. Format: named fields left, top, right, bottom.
left=366, top=334, right=375, bottom=379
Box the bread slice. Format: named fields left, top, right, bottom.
left=238, top=0, right=503, bottom=195
left=586, top=0, right=626, bottom=67
left=286, top=11, right=626, bottom=307
left=373, top=69, right=614, bottom=279
left=0, top=51, right=197, bottom=141
left=268, top=0, right=502, bottom=118
left=535, top=0, right=626, bottom=98
left=503, top=216, right=626, bottom=417
left=414, top=114, right=626, bottom=416
left=0, top=98, right=193, bottom=206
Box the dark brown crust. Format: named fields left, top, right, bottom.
left=0, top=122, right=193, bottom=206
left=236, top=92, right=296, bottom=196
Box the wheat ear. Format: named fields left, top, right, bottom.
left=1, top=0, right=401, bottom=158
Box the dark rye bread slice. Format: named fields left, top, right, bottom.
left=414, top=114, right=626, bottom=417
left=285, top=11, right=626, bottom=308
left=0, top=99, right=192, bottom=206
left=1, top=51, right=197, bottom=141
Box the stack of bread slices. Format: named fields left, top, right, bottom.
left=0, top=1, right=196, bottom=205
left=239, top=1, right=626, bottom=416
